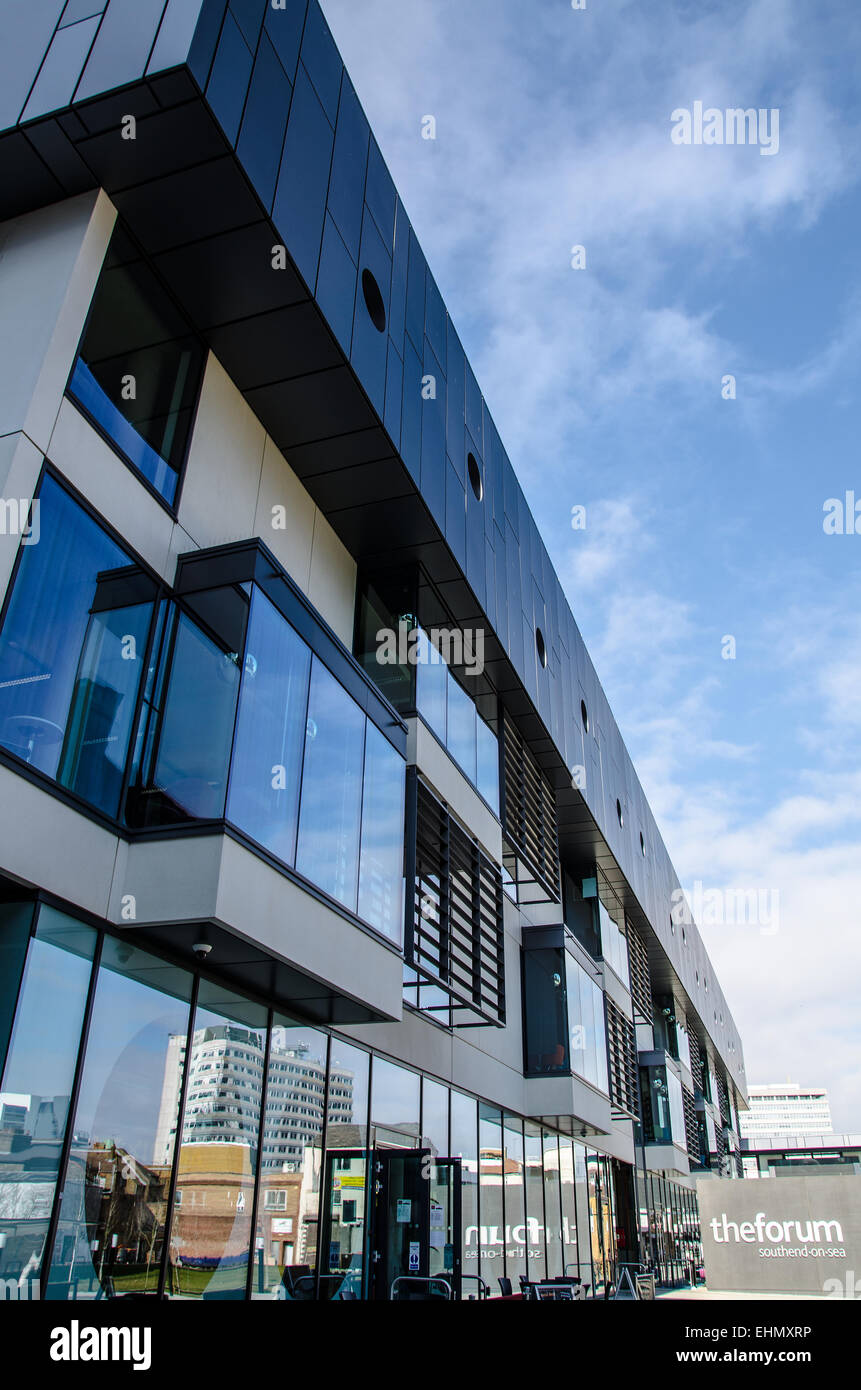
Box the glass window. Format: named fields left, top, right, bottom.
left=599, top=901, right=630, bottom=988
left=449, top=1091, right=477, bottom=1291
left=415, top=631, right=446, bottom=744
left=227, top=588, right=311, bottom=864
left=567, top=955, right=609, bottom=1094
left=169, top=984, right=267, bottom=1300
left=153, top=602, right=244, bottom=823
left=47, top=937, right=193, bottom=1299
left=0, top=475, right=154, bottom=817
left=68, top=225, right=205, bottom=505
left=295, top=658, right=365, bottom=911
left=445, top=671, right=477, bottom=784
left=476, top=713, right=499, bottom=810
left=0, top=907, right=96, bottom=1294
left=542, top=1131, right=563, bottom=1277
left=573, top=1142, right=592, bottom=1287
left=559, top=1139, right=579, bottom=1279
left=370, top=1057, right=420, bottom=1146
left=522, top=945, right=568, bottom=1074
left=357, top=723, right=405, bottom=944
left=523, top=1122, right=546, bottom=1278
left=421, top=1078, right=448, bottom=1157
left=478, top=1104, right=503, bottom=1284
left=667, top=1069, right=686, bottom=1148
left=253, top=1021, right=327, bottom=1301
left=502, top=1114, right=526, bottom=1284
left=323, top=1040, right=369, bottom=1299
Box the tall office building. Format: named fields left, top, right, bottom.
left=0, top=0, right=747, bottom=1301
left=740, top=1085, right=833, bottom=1141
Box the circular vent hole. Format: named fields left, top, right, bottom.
left=536, top=627, right=547, bottom=668
left=616, top=798, right=623, bottom=827
left=467, top=452, right=483, bottom=502
left=361, top=268, right=386, bottom=333
left=580, top=699, right=589, bottom=733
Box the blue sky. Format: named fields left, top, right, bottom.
left=321, top=0, right=861, bottom=1129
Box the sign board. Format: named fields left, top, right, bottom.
left=698, top=1174, right=861, bottom=1295
left=408, top=1241, right=420, bottom=1272
left=396, top=1198, right=411, bottom=1224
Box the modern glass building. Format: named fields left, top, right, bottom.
left=0, top=0, right=747, bottom=1301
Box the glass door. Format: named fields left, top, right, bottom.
left=370, top=1149, right=430, bottom=1300
left=320, top=1149, right=370, bottom=1300
left=428, top=1158, right=461, bottom=1298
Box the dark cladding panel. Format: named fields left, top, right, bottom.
left=350, top=207, right=391, bottom=416
left=228, top=0, right=265, bottom=51
left=236, top=30, right=292, bottom=212
left=327, top=74, right=368, bottom=262
left=298, top=0, right=341, bottom=124
left=205, top=10, right=254, bottom=146
left=445, top=459, right=466, bottom=572
left=147, top=0, right=207, bottom=76
left=21, top=16, right=101, bottom=123
left=420, top=340, right=445, bottom=531
left=365, top=135, right=396, bottom=253
left=0, top=0, right=66, bottom=127
left=388, top=197, right=408, bottom=351
left=316, top=211, right=357, bottom=355
left=74, top=0, right=167, bottom=100
left=262, top=0, right=306, bottom=83
left=272, top=62, right=333, bottom=290
left=399, top=336, right=422, bottom=485
left=445, top=318, right=465, bottom=483
left=383, top=340, right=403, bottom=449
left=404, top=226, right=425, bottom=353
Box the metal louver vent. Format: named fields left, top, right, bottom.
left=501, top=711, right=560, bottom=900
left=682, top=1083, right=701, bottom=1164
left=626, top=923, right=652, bottom=1022
left=605, top=997, right=639, bottom=1120
left=406, top=771, right=505, bottom=1027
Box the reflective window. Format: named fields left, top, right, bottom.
left=543, top=1131, right=563, bottom=1277
left=522, top=945, right=568, bottom=1074
left=572, top=1142, right=592, bottom=1287
left=421, top=1078, right=449, bottom=1157
left=371, top=1057, right=420, bottom=1146
left=323, top=1040, right=369, bottom=1299
left=253, top=1020, right=327, bottom=1301
left=0, top=907, right=96, bottom=1295
left=227, top=588, right=310, bottom=865
left=523, top=1123, right=546, bottom=1277
left=170, top=983, right=267, bottom=1300
left=68, top=224, right=205, bottom=505
left=0, top=475, right=154, bottom=817
left=415, top=628, right=498, bottom=813
left=476, top=715, right=499, bottom=810
left=47, top=938, right=193, bottom=1299
left=152, top=599, right=244, bottom=823
left=559, top=1139, right=579, bottom=1280
left=415, top=632, right=446, bottom=743
left=357, top=723, right=405, bottom=944
left=478, top=1104, right=503, bottom=1284
left=568, top=955, right=609, bottom=1093
left=599, top=901, right=630, bottom=988
left=449, top=1091, right=477, bottom=1288
left=446, top=671, right=477, bottom=784
left=295, top=658, right=365, bottom=911
left=502, top=1114, right=526, bottom=1284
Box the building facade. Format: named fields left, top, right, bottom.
left=739, top=1084, right=833, bottom=1144
left=0, top=0, right=746, bottom=1301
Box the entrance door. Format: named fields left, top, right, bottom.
left=369, top=1151, right=463, bottom=1300
left=428, top=1158, right=461, bottom=1299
